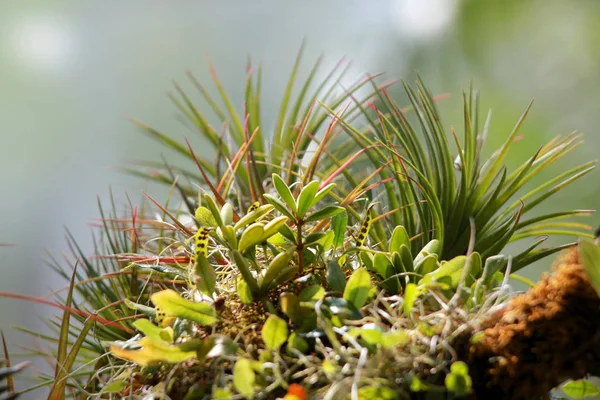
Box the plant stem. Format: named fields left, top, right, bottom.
left=297, top=220, right=304, bottom=273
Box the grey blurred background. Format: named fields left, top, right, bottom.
left=1, top=0, right=599, bottom=396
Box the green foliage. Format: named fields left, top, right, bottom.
left=561, top=379, right=600, bottom=398
left=4, top=49, right=596, bottom=399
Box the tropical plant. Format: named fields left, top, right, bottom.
left=1, top=48, right=597, bottom=399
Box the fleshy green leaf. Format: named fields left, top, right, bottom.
left=261, top=248, right=295, bottom=290
left=280, top=292, right=300, bottom=322
left=262, top=315, right=288, bottom=351
left=562, top=379, right=599, bottom=398
left=343, top=268, right=372, bottom=309
left=195, top=206, right=218, bottom=227
left=305, top=205, right=346, bottom=222
left=232, top=250, right=260, bottom=294
left=381, top=330, right=410, bottom=349
left=237, top=276, right=253, bottom=305
left=389, top=225, right=410, bottom=253
left=299, top=284, right=326, bottom=302
left=110, top=337, right=201, bottom=366
left=151, top=289, right=217, bottom=325
left=238, top=223, right=265, bottom=253
left=357, top=385, right=398, bottom=400
left=326, top=260, right=347, bottom=293
left=233, top=358, right=255, bottom=399
left=194, top=253, right=216, bottom=297
left=403, top=283, right=419, bottom=317
left=311, top=182, right=336, bottom=206
left=272, top=173, right=297, bottom=213
left=263, top=216, right=289, bottom=238
left=263, top=193, right=295, bottom=219
left=445, top=361, right=472, bottom=396
left=132, top=319, right=172, bottom=343
left=297, top=180, right=320, bottom=218
left=332, top=210, right=348, bottom=249
left=287, top=332, right=309, bottom=354
left=234, top=204, right=274, bottom=231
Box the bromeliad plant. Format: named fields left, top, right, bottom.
left=3, top=48, right=597, bottom=399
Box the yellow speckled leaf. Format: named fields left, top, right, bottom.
left=356, top=204, right=375, bottom=247
left=151, top=289, right=217, bottom=325
left=110, top=337, right=201, bottom=366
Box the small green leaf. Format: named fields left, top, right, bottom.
left=326, top=260, right=346, bottom=293
left=316, top=230, right=335, bottom=250
left=413, top=254, right=438, bottom=275
left=297, top=180, right=320, bottom=218
left=213, top=388, right=233, bottom=400
left=403, top=283, right=419, bottom=317
left=304, top=232, right=327, bottom=247
left=203, top=194, right=224, bottom=229
left=238, top=223, right=265, bottom=253
left=263, top=216, right=289, bottom=238
left=261, top=248, right=295, bottom=290
left=133, top=319, right=171, bottom=343
left=100, top=380, right=128, bottom=394
left=322, top=297, right=362, bottom=320
left=220, top=202, right=234, bottom=225
left=233, top=358, right=255, bottom=399
left=287, top=332, right=309, bottom=355
left=360, top=326, right=383, bottom=346
left=562, top=379, right=599, bottom=398
left=445, top=361, right=472, bottom=397
left=270, top=265, right=299, bottom=287
left=151, top=289, right=217, bottom=325
left=232, top=250, right=260, bottom=294
left=389, top=225, right=409, bottom=253
left=332, top=210, right=348, bottom=249
left=194, top=254, right=216, bottom=296
left=262, top=315, right=288, bottom=351
left=381, top=330, right=410, bottom=349
left=399, top=245, right=414, bottom=273
left=373, top=253, right=393, bottom=278
left=234, top=204, right=274, bottom=231
left=263, top=193, right=295, bottom=219
left=450, top=361, right=469, bottom=375
left=580, top=239, right=600, bottom=298
left=409, top=375, right=427, bottom=392
left=421, top=255, right=467, bottom=289
left=195, top=206, right=218, bottom=227
left=305, top=205, right=345, bottom=222
left=124, top=299, right=156, bottom=317
left=413, top=239, right=440, bottom=266
left=221, top=225, right=237, bottom=248
left=272, top=173, right=297, bottom=212
left=311, top=182, right=336, bottom=206
left=344, top=268, right=372, bottom=309
left=237, top=276, right=253, bottom=305
left=299, top=284, right=326, bottom=301
left=280, top=292, right=300, bottom=322
left=358, top=385, right=398, bottom=400
left=110, top=337, right=201, bottom=366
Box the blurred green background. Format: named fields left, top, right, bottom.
left=0, top=1, right=598, bottom=396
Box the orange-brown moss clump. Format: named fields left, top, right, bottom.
left=465, top=246, right=600, bottom=399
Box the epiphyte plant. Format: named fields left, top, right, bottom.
left=1, top=46, right=596, bottom=400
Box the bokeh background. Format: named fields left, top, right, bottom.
left=1, top=1, right=599, bottom=397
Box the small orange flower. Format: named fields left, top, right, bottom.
left=283, top=384, right=307, bottom=400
